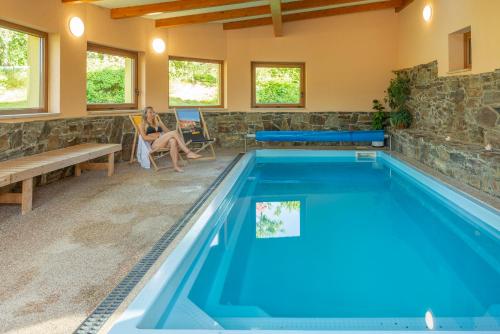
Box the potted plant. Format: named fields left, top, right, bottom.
left=387, top=74, right=412, bottom=129
left=371, top=99, right=387, bottom=147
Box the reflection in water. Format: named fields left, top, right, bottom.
left=425, top=310, right=435, bottom=330
left=256, top=201, right=301, bottom=238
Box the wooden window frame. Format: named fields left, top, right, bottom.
left=464, top=31, right=472, bottom=70
left=251, top=61, right=306, bottom=108
left=168, top=56, right=225, bottom=109
left=0, top=19, right=48, bottom=115
left=86, top=43, right=139, bottom=111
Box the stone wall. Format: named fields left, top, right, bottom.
left=391, top=61, right=500, bottom=199
left=0, top=111, right=374, bottom=186
left=391, top=129, right=499, bottom=199
left=396, top=61, right=500, bottom=147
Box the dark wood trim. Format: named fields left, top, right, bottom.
left=168, top=56, right=225, bottom=109
left=0, top=19, right=49, bottom=115
left=86, top=43, right=139, bottom=111
left=87, top=43, right=138, bottom=59
left=0, top=19, right=48, bottom=38
left=464, top=31, right=472, bottom=70
left=251, top=61, right=305, bottom=108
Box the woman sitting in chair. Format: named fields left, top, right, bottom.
left=139, top=106, right=201, bottom=172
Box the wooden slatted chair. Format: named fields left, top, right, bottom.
left=174, top=108, right=216, bottom=160
left=129, top=115, right=181, bottom=171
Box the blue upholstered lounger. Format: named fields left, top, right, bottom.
left=255, top=130, right=384, bottom=142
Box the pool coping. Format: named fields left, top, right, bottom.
left=104, top=149, right=499, bottom=334
left=73, top=153, right=245, bottom=334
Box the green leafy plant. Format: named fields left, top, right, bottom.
left=390, top=105, right=412, bottom=129
left=371, top=99, right=387, bottom=130
left=386, top=74, right=412, bottom=129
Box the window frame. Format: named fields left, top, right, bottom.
left=86, top=43, right=139, bottom=111
left=168, top=55, right=225, bottom=109
left=0, top=19, right=48, bottom=115
left=251, top=61, right=306, bottom=109
left=464, top=31, right=472, bottom=69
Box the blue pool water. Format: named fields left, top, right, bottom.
left=111, top=151, right=500, bottom=333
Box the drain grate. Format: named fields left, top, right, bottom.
left=74, top=153, right=244, bottom=334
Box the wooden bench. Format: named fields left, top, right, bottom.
left=0, top=143, right=121, bottom=214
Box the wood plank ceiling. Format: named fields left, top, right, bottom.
left=63, top=0, right=413, bottom=36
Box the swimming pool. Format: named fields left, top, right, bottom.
left=109, top=150, right=500, bottom=333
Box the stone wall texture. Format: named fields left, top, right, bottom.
left=392, top=61, right=500, bottom=199
left=397, top=61, right=500, bottom=147
left=0, top=112, right=374, bottom=186
left=391, top=129, right=499, bottom=198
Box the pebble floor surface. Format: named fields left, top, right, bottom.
left=0, top=152, right=238, bottom=334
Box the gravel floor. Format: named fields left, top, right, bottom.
left=0, top=152, right=238, bottom=334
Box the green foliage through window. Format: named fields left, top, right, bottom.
left=0, top=26, right=40, bottom=109
left=86, top=51, right=134, bottom=105
left=169, top=58, right=222, bottom=107
left=254, top=65, right=303, bottom=106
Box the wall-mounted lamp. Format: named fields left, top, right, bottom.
left=152, top=38, right=166, bottom=54
left=69, top=17, right=85, bottom=37
left=422, top=4, right=432, bottom=22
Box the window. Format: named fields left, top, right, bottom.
left=86, top=43, right=138, bottom=110
left=251, top=62, right=305, bottom=108
left=0, top=19, right=47, bottom=115
left=168, top=56, right=224, bottom=108
left=448, top=27, right=471, bottom=72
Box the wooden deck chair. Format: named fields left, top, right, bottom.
left=174, top=108, right=216, bottom=160
left=129, top=115, right=182, bottom=171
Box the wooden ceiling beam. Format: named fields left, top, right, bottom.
left=154, top=0, right=373, bottom=28
left=111, top=0, right=254, bottom=19
left=62, top=0, right=100, bottom=3
left=224, top=0, right=402, bottom=30
left=283, top=0, right=372, bottom=11
left=155, top=5, right=270, bottom=28
left=395, top=0, right=414, bottom=12
left=269, top=0, right=283, bottom=37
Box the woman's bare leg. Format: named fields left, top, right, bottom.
left=168, top=138, right=183, bottom=172
left=152, top=131, right=201, bottom=159
left=167, top=131, right=201, bottom=158
left=165, top=131, right=202, bottom=159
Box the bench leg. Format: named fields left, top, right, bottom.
left=22, top=178, right=33, bottom=214
left=78, top=153, right=116, bottom=176
left=108, top=153, right=115, bottom=177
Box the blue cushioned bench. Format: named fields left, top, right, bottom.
left=255, top=130, right=385, bottom=142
